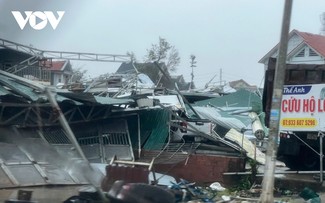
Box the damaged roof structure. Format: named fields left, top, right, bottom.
left=116, top=62, right=192, bottom=90
left=0, top=69, right=253, bottom=188
left=0, top=37, right=286, bottom=190
left=0, top=69, right=136, bottom=188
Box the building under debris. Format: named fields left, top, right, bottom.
left=0, top=37, right=275, bottom=191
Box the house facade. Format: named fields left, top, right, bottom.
left=48, top=60, right=73, bottom=86
left=0, top=45, right=72, bottom=86
left=259, top=29, right=325, bottom=69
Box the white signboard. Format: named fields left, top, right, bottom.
left=280, top=84, right=325, bottom=131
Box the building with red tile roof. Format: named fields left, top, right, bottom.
left=40, top=60, right=73, bottom=86
left=259, top=29, right=325, bottom=69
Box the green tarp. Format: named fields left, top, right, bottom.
left=126, top=108, right=171, bottom=151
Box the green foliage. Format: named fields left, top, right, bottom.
left=230, top=158, right=260, bottom=191
left=234, top=176, right=252, bottom=191
left=126, top=51, right=137, bottom=62
left=144, top=37, right=180, bottom=72
left=247, top=158, right=259, bottom=184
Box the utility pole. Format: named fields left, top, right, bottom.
left=220, top=68, right=222, bottom=86
left=190, top=55, right=196, bottom=90
left=259, top=0, right=293, bottom=202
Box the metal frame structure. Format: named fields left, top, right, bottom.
left=0, top=38, right=130, bottom=63
left=0, top=103, right=118, bottom=127
left=287, top=131, right=325, bottom=183
left=0, top=37, right=131, bottom=82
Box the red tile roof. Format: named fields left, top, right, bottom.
left=41, top=60, right=67, bottom=71
left=294, top=29, right=325, bottom=57
left=259, top=30, right=325, bottom=63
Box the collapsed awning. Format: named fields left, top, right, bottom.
left=57, top=92, right=134, bottom=105
left=195, top=89, right=263, bottom=113
left=0, top=70, right=135, bottom=106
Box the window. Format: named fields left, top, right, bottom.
left=288, top=70, right=303, bottom=83
left=305, top=70, right=317, bottom=81
left=309, top=48, right=318, bottom=56
left=321, top=71, right=325, bottom=82
left=296, top=49, right=305, bottom=57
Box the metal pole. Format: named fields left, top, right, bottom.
left=98, top=125, right=105, bottom=163
left=138, top=114, right=141, bottom=159
left=320, top=131, right=323, bottom=183
left=259, top=0, right=293, bottom=202
left=132, top=62, right=139, bottom=94
left=153, top=61, right=201, bottom=119
left=220, top=68, right=222, bottom=86
left=45, top=80, right=110, bottom=203
left=45, top=87, right=88, bottom=162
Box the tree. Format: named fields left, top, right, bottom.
left=144, top=37, right=180, bottom=72
left=126, top=51, right=137, bottom=63
left=70, top=67, right=87, bottom=83
left=189, top=54, right=197, bottom=90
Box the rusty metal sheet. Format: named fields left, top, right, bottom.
left=101, top=164, right=149, bottom=191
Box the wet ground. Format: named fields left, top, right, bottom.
left=0, top=185, right=82, bottom=203
left=0, top=181, right=323, bottom=203
left=1, top=171, right=325, bottom=202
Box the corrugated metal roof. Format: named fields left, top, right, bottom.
left=0, top=74, right=42, bottom=102
left=194, top=89, right=262, bottom=113
left=56, top=92, right=134, bottom=105
left=94, top=95, right=134, bottom=105
left=0, top=70, right=134, bottom=106
left=193, top=106, right=250, bottom=132
left=0, top=85, right=10, bottom=96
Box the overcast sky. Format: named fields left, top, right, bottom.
left=1, top=0, right=325, bottom=88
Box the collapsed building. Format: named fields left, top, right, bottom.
left=0, top=38, right=279, bottom=190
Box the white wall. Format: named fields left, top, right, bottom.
left=53, top=73, right=63, bottom=86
